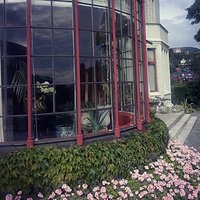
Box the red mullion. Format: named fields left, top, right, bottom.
left=111, top=0, right=120, bottom=138
left=141, top=0, right=151, bottom=123
left=74, top=0, right=83, bottom=145
left=133, top=0, right=142, bottom=130
left=26, top=0, right=33, bottom=147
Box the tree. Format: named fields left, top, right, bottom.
left=186, top=0, right=200, bottom=42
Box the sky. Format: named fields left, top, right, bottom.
left=159, top=0, right=200, bottom=48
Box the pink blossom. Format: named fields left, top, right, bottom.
left=6, top=194, right=13, bottom=200
left=37, top=192, right=44, bottom=198
left=76, top=190, right=83, bottom=196
left=55, top=189, right=62, bottom=195
left=87, top=193, right=94, bottom=200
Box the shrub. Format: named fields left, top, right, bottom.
left=0, top=115, right=169, bottom=197
left=172, top=79, right=200, bottom=107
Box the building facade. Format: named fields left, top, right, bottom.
left=145, top=0, right=171, bottom=102
left=0, top=0, right=150, bottom=147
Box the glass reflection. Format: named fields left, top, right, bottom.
left=32, top=57, right=53, bottom=83
left=121, top=0, right=131, bottom=14
left=5, top=116, right=28, bottom=141
left=53, top=29, right=73, bottom=55
left=0, top=29, right=4, bottom=56
left=55, top=85, right=75, bottom=112
left=94, top=32, right=110, bottom=57
left=6, top=28, right=27, bottom=55
left=0, top=1, right=3, bottom=27
left=32, top=29, right=52, bottom=55
left=79, top=31, right=93, bottom=56
left=53, top=2, right=73, bottom=28
left=5, top=0, right=26, bottom=27
left=32, top=84, right=53, bottom=114
left=93, top=7, right=108, bottom=31
left=93, top=0, right=108, bottom=7
left=122, top=14, right=131, bottom=36
left=95, top=58, right=111, bottom=82
left=33, top=114, right=56, bottom=139
left=80, top=57, right=94, bottom=83
left=78, top=5, right=92, bottom=30
left=7, top=87, right=27, bottom=115
left=96, top=83, right=111, bottom=106
left=31, top=0, right=51, bottom=27
left=54, top=57, right=74, bottom=84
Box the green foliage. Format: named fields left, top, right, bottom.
left=186, top=0, right=200, bottom=42
left=0, top=116, right=169, bottom=196
left=171, top=83, right=189, bottom=105
left=180, top=99, right=195, bottom=113
left=172, top=79, right=200, bottom=107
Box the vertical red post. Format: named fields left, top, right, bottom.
left=111, top=0, right=120, bottom=138
left=74, top=0, right=83, bottom=145
left=133, top=0, right=142, bottom=130
left=26, top=0, right=33, bottom=147
left=141, top=0, right=151, bottom=123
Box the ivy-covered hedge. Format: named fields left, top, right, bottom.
left=0, top=115, right=169, bottom=196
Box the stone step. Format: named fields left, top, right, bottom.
left=169, top=114, right=191, bottom=139
left=176, top=116, right=197, bottom=144
left=156, top=111, right=184, bottom=129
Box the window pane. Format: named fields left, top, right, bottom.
left=148, top=49, right=155, bottom=62
left=33, top=84, right=54, bottom=113
left=5, top=0, right=26, bottom=27
left=95, top=58, right=111, bottom=82
left=54, top=57, right=74, bottom=84
left=78, top=5, right=92, bottom=30
left=4, top=116, right=28, bottom=141
left=93, top=0, right=108, bottom=7
left=0, top=29, right=4, bottom=56
left=7, top=87, right=27, bottom=115
left=6, top=28, right=27, bottom=55
left=94, top=32, right=110, bottom=57
left=96, top=83, right=111, bottom=106
left=148, top=64, right=156, bottom=91
left=121, top=37, right=132, bottom=59
left=53, top=2, right=73, bottom=28
left=121, top=0, right=131, bottom=14
left=32, top=29, right=52, bottom=55
left=31, top=0, right=51, bottom=27
left=122, top=14, right=131, bottom=36
left=93, top=7, right=108, bottom=31
left=55, top=85, right=75, bottom=112
left=0, top=1, right=4, bottom=27
left=79, top=31, right=93, bottom=56
left=80, top=57, right=94, bottom=83
left=53, top=29, right=73, bottom=55
left=32, top=57, right=53, bottom=84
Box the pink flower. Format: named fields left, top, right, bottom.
left=37, top=192, right=44, bottom=198
left=87, top=193, right=94, bottom=200
left=100, top=193, right=108, bottom=199
left=6, top=194, right=13, bottom=200
left=82, top=184, right=88, bottom=190
left=179, top=189, right=186, bottom=197
left=17, top=191, right=22, bottom=196
left=147, top=184, right=155, bottom=193
left=26, top=198, right=33, bottom=200
left=55, top=189, right=62, bottom=195
left=100, top=187, right=106, bottom=193
left=76, top=190, right=83, bottom=196
left=48, top=192, right=56, bottom=199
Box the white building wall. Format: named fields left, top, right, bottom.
left=145, top=0, right=171, bottom=101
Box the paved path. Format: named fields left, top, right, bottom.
left=184, top=111, right=200, bottom=152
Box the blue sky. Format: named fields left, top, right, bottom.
left=160, top=0, right=200, bottom=48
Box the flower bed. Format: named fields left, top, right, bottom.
left=4, top=140, right=200, bottom=200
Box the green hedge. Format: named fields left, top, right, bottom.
left=171, top=79, right=200, bottom=107
left=0, top=115, right=169, bottom=196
